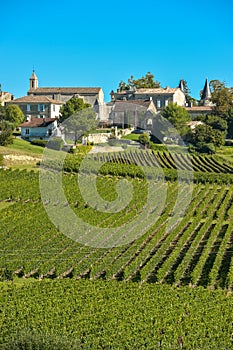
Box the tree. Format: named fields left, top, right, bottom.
left=4, top=105, right=24, bottom=128
left=139, top=133, right=150, bottom=148
left=0, top=129, right=13, bottom=146
left=59, top=97, right=91, bottom=123
left=0, top=105, right=23, bottom=146
left=62, top=107, right=98, bottom=144
left=204, top=115, right=228, bottom=132
left=209, top=80, right=233, bottom=138
left=180, top=79, right=197, bottom=106
left=118, top=72, right=160, bottom=91
left=161, top=103, right=190, bottom=137
left=189, top=124, right=225, bottom=148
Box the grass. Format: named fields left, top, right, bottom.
left=5, top=138, right=44, bottom=155
left=0, top=202, right=15, bottom=211
left=0, top=138, right=43, bottom=169
left=121, top=133, right=140, bottom=141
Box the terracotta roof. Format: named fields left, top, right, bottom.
left=185, top=106, right=212, bottom=111
left=20, top=117, right=56, bottom=128
left=135, top=87, right=180, bottom=94
left=115, top=87, right=180, bottom=94
left=28, top=87, right=102, bottom=94
left=10, top=95, right=63, bottom=104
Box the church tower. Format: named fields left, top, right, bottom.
left=200, top=78, right=212, bottom=106
left=29, top=70, right=38, bottom=90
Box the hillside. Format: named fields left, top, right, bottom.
left=1, top=143, right=233, bottom=348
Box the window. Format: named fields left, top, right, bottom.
left=27, top=104, right=31, bottom=112
left=25, top=129, right=30, bottom=135
left=165, top=100, right=169, bottom=107
left=38, top=104, right=45, bottom=112
left=53, top=104, right=56, bottom=112
left=157, top=100, right=161, bottom=108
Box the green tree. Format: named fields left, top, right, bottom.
left=209, top=80, right=233, bottom=138
left=161, top=103, right=190, bottom=136
left=63, top=107, right=98, bottom=144
left=205, top=115, right=228, bottom=132
left=139, top=133, right=150, bottom=148
left=0, top=129, right=13, bottom=146
left=181, top=79, right=197, bottom=106
left=189, top=124, right=225, bottom=148
left=118, top=72, right=160, bottom=91
left=4, top=105, right=24, bottom=128
left=59, top=97, right=91, bottom=123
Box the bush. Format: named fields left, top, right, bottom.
left=30, top=139, right=48, bottom=147
left=46, top=137, right=64, bottom=151
left=196, top=142, right=216, bottom=154
left=0, top=129, right=13, bottom=146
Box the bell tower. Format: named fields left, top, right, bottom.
left=29, top=70, right=38, bottom=90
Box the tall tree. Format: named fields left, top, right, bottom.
left=59, top=97, right=91, bottom=123
left=59, top=97, right=98, bottom=144
left=161, top=103, right=190, bottom=136
left=118, top=72, right=160, bottom=91
left=180, top=79, right=197, bottom=106
left=209, top=80, right=233, bottom=138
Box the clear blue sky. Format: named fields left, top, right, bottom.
left=1, top=0, right=232, bottom=101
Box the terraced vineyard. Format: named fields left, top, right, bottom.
left=1, top=148, right=233, bottom=290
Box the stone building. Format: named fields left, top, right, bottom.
left=0, top=85, right=14, bottom=106
left=106, top=98, right=157, bottom=129
left=28, top=71, right=104, bottom=112
left=110, top=86, right=186, bottom=109
left=9, top=95, right=63, bottom=119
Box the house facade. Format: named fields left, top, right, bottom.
left=106, top=99, right=157, bottom=129
left=28, top=71, right=104, bottom=113
left=0, top=90, right=14, bottom=106
left=20, top=118, right=57, bottom=141
left=9, top=95, right=63, bottom=119
left=110, top=87, right=186, bottom=109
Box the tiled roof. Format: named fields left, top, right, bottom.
left=10, top=96, right=63, bottom=104
left=135, top=88, right=179, bottom=94
left=20, top=117, right=56, bottom=128
left=107, top=99, right=153, bottom=112
left=185, top=106, right=212, bottom=111
left=28, top=87, right=102, bottom=94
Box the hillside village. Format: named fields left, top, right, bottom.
left=0, top=71, right=214, bottom=144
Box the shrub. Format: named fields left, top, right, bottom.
left=30, top=139, right=48, bottom=147
left=0, top=129, right=13, bottom=146
left=196, top=142, right=216, bottom=154
left=46, top=137, right=64, bottom=151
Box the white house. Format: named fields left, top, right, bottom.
left=20, top=118, right=57, bottom=141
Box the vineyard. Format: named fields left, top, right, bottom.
left=1, top=147, right=233, bottom=348
left=1, top=280, right=233, bottom=349
left=1, top=148, right=233, bottom=289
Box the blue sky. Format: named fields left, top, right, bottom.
left=1, top=0, right=232, bottom=101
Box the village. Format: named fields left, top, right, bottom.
left=0, top=71, right=213, bottom=146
